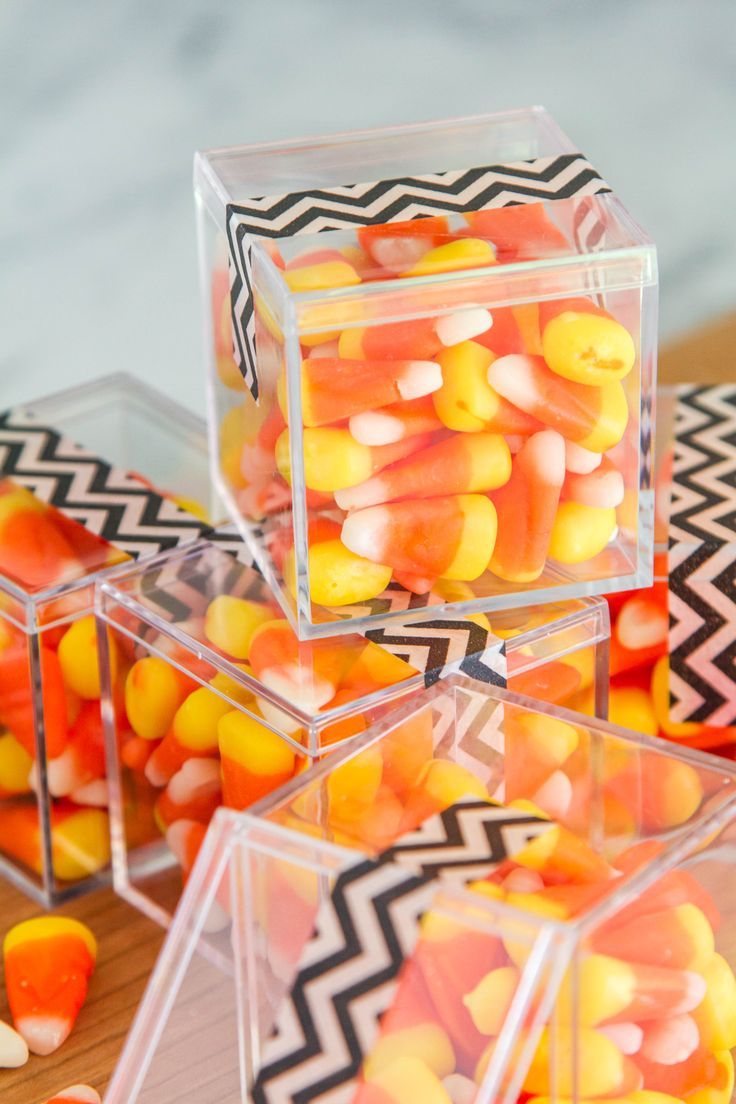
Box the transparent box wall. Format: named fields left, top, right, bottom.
left=0, top=374, right=214, bottom=906
left=106, top=680, right=736, bottom=1104
left=196, top=109, right=658, bottom=639
left=97, top=538, right=608, bottom=926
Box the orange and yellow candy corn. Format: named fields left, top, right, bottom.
left=42, top=1088, right=101, bottom=1104
left=4, top=917, right=96, bottom=1055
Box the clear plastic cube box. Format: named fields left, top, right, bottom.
left=97, top=536, right=609, bottom=926
left=106, top=678, right=736, bottom=1104
left=195, top=108, right=658, bottom=640
left=0, top=373, right=214, bottom=906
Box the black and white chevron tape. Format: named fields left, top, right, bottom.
left=0, top=410, right=211, bottom=565
left=122, top=532, right=507, bottom=690
left=252, top=799, right=551, bottom=1103
left=668, top=385, right=736, bottom=724
left=226, top=151, right=611, bottom=398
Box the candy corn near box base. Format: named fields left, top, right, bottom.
left=97, top=532, right=609, bottom=926
left=196, top=108, right=657, bottom=641
left=105, top=679, right=736, bottom=1104
left=0, top=373, right=214, bottom=905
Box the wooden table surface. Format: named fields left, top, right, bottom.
left=0, top=311, right=734, bottom=1104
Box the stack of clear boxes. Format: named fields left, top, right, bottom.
left=0, top=106, right=681, bottom=1104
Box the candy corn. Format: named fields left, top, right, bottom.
left=301, top=356, right=443, bottom=426
left=4, top=917, right=97, bottom=1055
left=464, top=202, right=569, bottom=262
left=542, top=310, right=636, bottom=385
left=0, top=1019, right=28, bottom=1068
left=218, top=710, right=296, bottom=809
left=488, top=354, right=629, bottom=452
left=335, top=432, right=511, bottom=511
left=342, top=494, right=497, bottom=581
left=433, top=340, right=542, bottom=434
left=0, top=803, right=110, bottom=881
left=489, top=430, right=566, bottom=582
left=357, top=215, right=451, bottom=271
left=43, top=1089, right=101, bottom=1104
left=339, top=308, right=492, bottom=362
left=349, top=395, right=444, bottom=445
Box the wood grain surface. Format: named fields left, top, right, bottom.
left=0, top=310, right=733, bottom=1103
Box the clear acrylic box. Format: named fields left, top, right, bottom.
left=106, top=679, right=736, bottom=1104
left=195, top=108, right=657, bottom=639
left=97, top=536, right=609, bottom=925
left=0, top=373, right=214, bottom=905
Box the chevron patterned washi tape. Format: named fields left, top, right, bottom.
left=225, top=152, right=611, bottom=398
left=252, top=798, right=552, bottom=1103
left=668, top=385, right=736, bottom=724
left=0, top=408, right=212, bottom=568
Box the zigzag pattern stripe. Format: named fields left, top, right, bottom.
left=0, top=412, right=211, bottom=562
left=668, top=385, right=736, bottom=724
left=226, top=152, right=610, bottom=398
left=669, top=385, right=736, bottom=543
left=669, top=542, right=736, bottom=724
left=364, top=617, right=502, bottom=686
left=252, top=800, right=550, bottom=1103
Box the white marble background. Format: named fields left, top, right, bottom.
left=2, top=0, right=736, bottom=414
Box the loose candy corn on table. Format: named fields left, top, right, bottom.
left=0, top=313, right=731, bottom=1102
left=0, top=878, right=164, bottom=1103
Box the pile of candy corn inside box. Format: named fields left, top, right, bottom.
left=262, top=703, right=736, bottom=1104
left=215, top=205, right=639, bottom=609
left=0, top=481, right=129, bottom=885
left=111, top=588, right=595, bottom=890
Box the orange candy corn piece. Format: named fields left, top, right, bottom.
left=413, top=916, right=504, bottom=1072
left=593, top=903, right=714, bottom=972
left=47, top=700, right=106, bottom=798
left=249, top=619, right=347, bottom=712
left=43, top=1087, right=101, bottom=1104
left=357, top=215, right=450, bottom=270
left=0, top=802, right=110, bottom=882
left=465, top=203, right=569, bottom=262
left=218, top=711, right=296, bottom=810
left=508, top=659, right=581, bottom=706
left=0, top=508, right=80, bottom=590
left=4, top=917, right=97, bottom=1055
left=335, top=432, right=511, bottom=512
left=342, top=493, right=496, bottom=581
left=489, top=430, right=566, bottom=583
left=155, top=757, right=222, bottom=827
left=301, top=356, right=442, bottom=426
left=488, top=353, right=628, bottom=452
left=349, top=395, right=443, bottom=446
left=0, top=644, right=69, bottom=759
left=346, top=308, right=492, bottom=362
